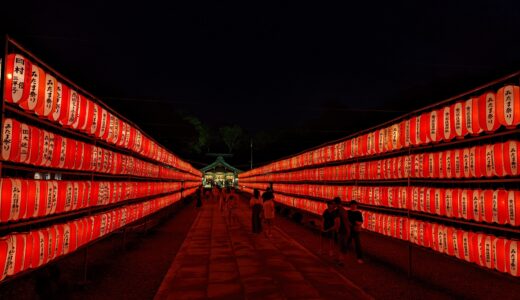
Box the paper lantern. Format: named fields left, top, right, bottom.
left=453, top=149, right=463, bottom=178
left=481, top=234, right=496, bottom=269
left=442, top=105, right=456, bottom=141
left=493, top=237, right=507, bottom=273
left=4, top=54, right=32, bottom=104
left=479, top=91, right=500, bottom=133
left=437, top=151, right=445, bottom=179
left=469, top=146, right=483, bottom=178
left=50, top=134, right=63, bottom=168
left=505, top=240, right=519, bottom=276
left=482, top=144, right=495, bottom=178
left=444, top=150, right=455, bottom=179
left=496, top=85, right=520, bottom=128
left=39, top=73, right=58, bottom=118
left=44, top=181, right=58, bottom=216
left=453, top=101, right=467, bottom=138
left=409, top=116, right=418, bottom=146
left=503, top=140, right=519, bottom=176
left=459, top=189, right=471, bottom=220
left=507, top=190, right=520, bottom=226
left=2, top=118, right=21, bottom=162
left=446, top=227, right=457, bottom=256
left=465, top=97, right=482, bottom=136
left=73, top=94, right=88, bottom=130
left=400, top=120, right=410, bottom=148
left=0, top=178, right=23, bottom=222
left=19, top=123, right=30, bottom=164
left=491, top=189, right=509, bottom=225
left=64, top=88, right=80, bottom=127
left=18, top=64, right=46, bottom=112
left=419, top=113, right=430, bottom=144
left=31, top=229, right=49, bottom=268
left=57, top=84, right=71, bottom=126
left=42, top=131, right=55, bottom=167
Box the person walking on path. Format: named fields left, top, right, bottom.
left=334, top=197, right=350, bottom=266
left=195, top=187, right=203, bottom=208
left=226, top=188, right=239, bottom=224
left=262, top=190, right=275, bottom=237
left=347, top=200, right=364, bottom=263
left=320, top=200, right=339, bottom=257
left=250, top=189, right=263, bottom=234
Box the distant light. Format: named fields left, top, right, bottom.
left=6, top=73, right=12, bottom=80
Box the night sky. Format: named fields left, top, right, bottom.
left=2, top=1, right=520, bottom=168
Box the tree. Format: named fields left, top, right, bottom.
left=182, top=114, right=210, bottom=154
left=219, top=125, right=243, bottom=153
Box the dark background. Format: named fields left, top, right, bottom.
left=2, top=1, right=520, bottom=169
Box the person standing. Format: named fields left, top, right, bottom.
left=226, top=188, right=239, bottom=224
left=250, top=189, right=263, bottom=234
left=334, top=197, right=350, bottom=266
left=347, top=200, right=364, bottom=263
left=195, top=187, right=203, bottom=208
left=262, top=190, right=275, bottom=237
left=320, top=200, right=339, bottom=257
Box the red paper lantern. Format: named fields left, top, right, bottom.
left=73, top=94, right=88, bottom=130
left=19, top=64, right=46, bottom=113
left=453, top=148, right=463, bottom=178
left=493, top=237, right=507, bottom=273
left=492, top=189, right=509, bottom=225
left=469, top=146, right=483, bottom=178
left=457, top=230, right=471, bottom=262
left=57, top=84, right=71, bottom=126
left=479, top=91, right=500, bottom=133
left=31, top=229, right=49, bottom=268
left=50, top=82, right=64, bottom=122
left=2, top=118, right=22, bottom=162
left=453, top=101, right=467, bottom=139
left=505, top=240, right=520, bottom=276
left=0, top=178, right=25, bottom=222
left=496, top=85, right=520, bottom=129
left=445, top=150, right=455, bottom=179
left=465, top=97, right=482, bottom=136
left=503, top=140, right=519, bottom=176
left=4, top=54, right=32, bottom=104
left=42, top=73, right=58, bottom=118
left=419, top=113, right=430, bottom=144
left=507, top=190, right=520, bottom=226
left=64, top=89, right=80, bottom=127
left=429, top=109, right=443, bottom=143
left=480, top=234, right=496, bottom=269
left=19, top=123, right=31, bottom=164
left=482, top=144, right=495, bottom=178
left=400, top=120, right=409, bottom=148
left=441, top=105, right=456, bottom=141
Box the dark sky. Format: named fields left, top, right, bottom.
left=2, top=1, right=520, bottom=168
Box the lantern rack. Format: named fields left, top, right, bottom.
left=0, top=188, right=183, bottom=236
left=242, top=186, right=520, bottom=237
left=241, top=70, right=520, bottom=179
left=0, top=35, right=202, bottom=285
left=0, top=195, right=184, bottom=287
left=240, top=128, right=520, bottom=179
left=1, top=36, right=200, bottom=177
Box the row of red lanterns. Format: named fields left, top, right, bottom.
left=4, top=54, right=200, bottom=176
left=0, top=178, right=185, bottom=223
left=1, top=118, right=201, bottom=181
left=245, top=189, right=520, bottom=278
left=240, top=140, right=520, bottom=182
left=241, top=86, right=520, bottom=179
left=253, top=183, right=520, bottom=226
left=0, top=188, right=197, bottom=282
left=363, top=211, right=519, bottom=277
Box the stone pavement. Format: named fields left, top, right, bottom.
left=154, top=195, right=371, bottom=300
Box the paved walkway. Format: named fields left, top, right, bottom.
left=155, top=196, right=371, bottom=300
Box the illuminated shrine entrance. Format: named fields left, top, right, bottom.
left=201, top=156, right=241, bottom=188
